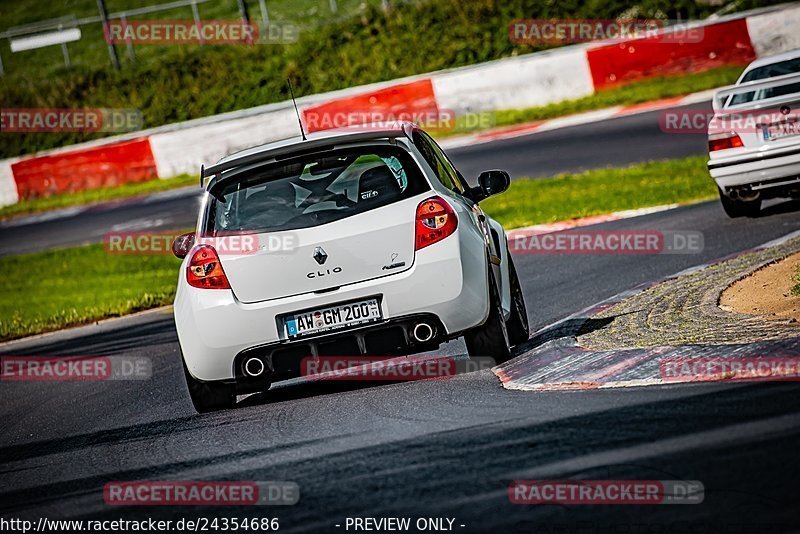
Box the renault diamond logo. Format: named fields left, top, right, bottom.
left=313, top=246, right=328, bottom=265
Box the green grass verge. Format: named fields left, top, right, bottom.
left=480, top=156, right=717, bottom=229
left=0, top=155, right=718, bottom=341
left=0, top=174, right=197, bottom=220
left=792, top=266, right=800, bottom=297
left=0, top=244, right=180, bottom=341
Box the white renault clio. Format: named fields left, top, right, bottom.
left=172, top=122, right=528, bottom=412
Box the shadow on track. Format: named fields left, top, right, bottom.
left=757, top=197, right=800, bottom=218
left=5, top=382, right=799, bottom=531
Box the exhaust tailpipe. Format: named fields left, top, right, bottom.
left=244, top=357, right=265, bottom=378
left=412, top=322, right=435, bottom=343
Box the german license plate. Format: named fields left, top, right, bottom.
left=764, top=120, right=800, bottom=141
left=285, top=298, right=381, bottom=338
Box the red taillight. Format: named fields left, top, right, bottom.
left=186, top=245, right=231, bottom=289
left=415, top=196, right=458, bottom=250
left=708, top=133, right=744, bottom=152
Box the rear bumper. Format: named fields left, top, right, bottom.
left=709, top=147, right=800, bottom=194
left=174, top=226, right=489, bottom=382
left=233, top=313, right=446, bottom=393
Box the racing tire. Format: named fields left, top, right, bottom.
left=465, top=274, right=512, bottom=364
left=719, top=188, right=761, bottom=218
left=182, top=358, right=236, bottom=413
left=505, top=254, right=530, bottom=346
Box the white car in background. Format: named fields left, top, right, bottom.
left=171, top=122, right=529, bottom=412
left=708, top=49, right=800, bottom=217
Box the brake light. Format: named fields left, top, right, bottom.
left=415, top=196, right=458, bottom=250
left=708, top=133, right=744, bottom=152
left=186, top=245, right=231, bottom=289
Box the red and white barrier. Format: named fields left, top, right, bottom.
left=302, top=79, right=440, bottom=132
left=149, top=108, right=299, bottom=178
left=1, top=4, right=798, bottom=208
left=10, top=138, right=157, bottom=199
left=586, top=18, right=756, bottom=89
left=432, top=47, right=594, bottom=114
left=0, top=158, right=20, bottom=206
left=746, top=3, right=800, bottom=57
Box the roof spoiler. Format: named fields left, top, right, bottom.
left=712, top=72, right=800, bottom=111
left=201, top=123, right=417, bottom=188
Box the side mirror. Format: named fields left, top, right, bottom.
left=472, top=170, right=510, bottom=201
left=172, top=232, right=196, bottom=259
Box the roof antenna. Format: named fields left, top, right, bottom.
left=287, top=79, right=307, bottom=141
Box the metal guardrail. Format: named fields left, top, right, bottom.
left=1, top=16, right=83, bottom=71
left=0, top=0, right=211, bottom=39
left=0, top=0, right=214, bottom=75
left=2, top=16, right=79, bottom=39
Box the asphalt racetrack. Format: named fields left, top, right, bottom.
left=2, top=101, right=800, bottom=532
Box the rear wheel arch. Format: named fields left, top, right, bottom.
left=485, top=220, right=511, bottom=318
